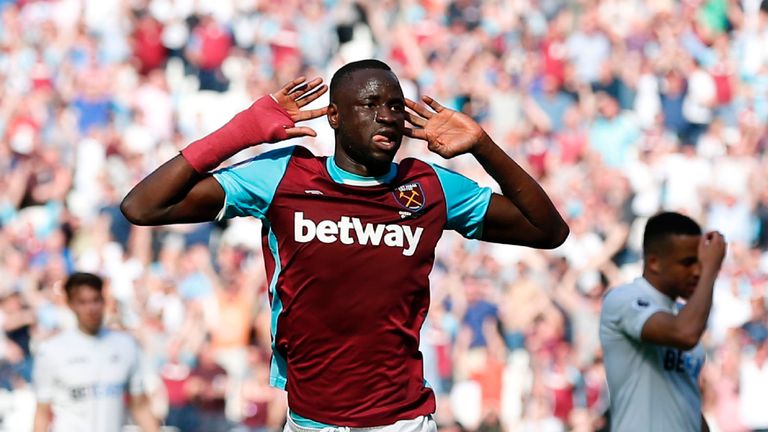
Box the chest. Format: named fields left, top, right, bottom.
left=55, top=341, right=134, bottom=390
left=656, top=344, right=705, bottom=379
left=267, top=169, right=445, bottom=261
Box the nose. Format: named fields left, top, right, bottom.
left=375, top=106, right=395, bottom=124
left=692, top=261, right=702, bottom=278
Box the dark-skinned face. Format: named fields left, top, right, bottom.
left=328, top=69, right=406, bottom=176
left=647, top=234, right=702, bottom=299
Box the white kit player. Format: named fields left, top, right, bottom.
left=600, top=212, right=726, bottom=432
left=32, top=272, right=160, bottom=432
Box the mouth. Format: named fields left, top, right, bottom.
left=372, top=129, right=401, bottom=151
left=684, top=281, right=698, bottom=295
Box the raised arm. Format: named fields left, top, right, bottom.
left=120, top=156, right=224, bottom=225
left=121, top=77, right=328, bottom=226
left=640, top=232, right=726, bottom=350
left=404, top=96, right=569, bottom=248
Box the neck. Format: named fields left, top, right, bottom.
left=641, top=271, right=677, bottom=300
left=78, top=323, right=101, bottom=336
left=332, top=151, right=389, bottom=177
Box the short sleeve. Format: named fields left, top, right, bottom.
left=429, top=163, right=492, bottom=239
left=33, top=343, right=54, bottom=403
left=212, top=146, right=295, bottom=220
left=604, top=289, right=665, bottom=341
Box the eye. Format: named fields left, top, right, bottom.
left=391, top=104, right=404, bottom=112
left=680, top=258, right=698, bottom=267
left=364, top=102, right=375, bottom=108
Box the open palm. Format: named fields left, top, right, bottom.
left=271, top=76, right=329, bottom=138
left=404, top=96, right=487, bottom=158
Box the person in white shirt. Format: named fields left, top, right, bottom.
left=739, top=335, right=768, bottom=431
left=599, top=212, right=726, bottom=432
left=32, top=272, right=160, bottom=432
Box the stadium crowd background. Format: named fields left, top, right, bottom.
left=0, top=0, right=767, bottom=430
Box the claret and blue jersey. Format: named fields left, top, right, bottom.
left=212, top=145, right=491, bottom=426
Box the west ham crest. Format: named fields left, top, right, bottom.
left=393, top=182, right=425, bottom=212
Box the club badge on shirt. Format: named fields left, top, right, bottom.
left=393, top=182, right=425, bottom=212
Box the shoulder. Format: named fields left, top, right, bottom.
left=286, top=145, right=326, bottom=171
left=401, top=158, right=480, bottom=189
left=393, top=158, right=448, bottom=192
left=221, top=145, right=318, bottom=171
left=105, top=329, right=138, bottom=344
left=602, top=279, right=664, bottom=320
left=288, top=145, right=317, bottom=159
left=245, top=145, right=303, bottom=165
left=603, top=282, right=640, bottom=304
left=36, top=330, right=78, bottom=360
left=41, top=329, right=78, bottom=349
left=397, top=157, right=439, bottom=176
left=248, top=145, right=325, bottom=174
left=35, top=335, right=60, bottom=356
left=104, top=330, right=140, bottom=351
left=602, top=282, right=647, bottom=314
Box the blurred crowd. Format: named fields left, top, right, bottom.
left=0, top=0, right=767, bottom=431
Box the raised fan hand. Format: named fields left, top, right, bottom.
left=404, top=95, right=488, bottom=158
left=271, top=76, right=329, bottom=138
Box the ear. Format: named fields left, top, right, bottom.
left=327, top=103, right=339, bottom=129
left=645, top=253, right=661, bottom=274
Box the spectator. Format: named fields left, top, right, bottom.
left=186, top=15, right=232, bottom=92
left=186, top=341, right=230, bottom=432
left=739, top=335, right=768, bottom=431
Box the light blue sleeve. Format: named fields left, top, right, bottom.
left=212, top=146, right=295, bottom=220
left=429, top=163, right=492, bottom=239
left=605, top=287, right=664, bottom=341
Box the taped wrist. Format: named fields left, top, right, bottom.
left=181, top=96, right=294, bottom=173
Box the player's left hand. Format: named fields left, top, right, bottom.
left=271, top=76, right=329, bottom=138
left=404, top=95, right=487, bottom=158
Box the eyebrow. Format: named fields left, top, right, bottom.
left=357, top=94, right=404, bottom=104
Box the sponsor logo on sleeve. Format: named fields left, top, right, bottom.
left=631, top=297, right=652, bottom=311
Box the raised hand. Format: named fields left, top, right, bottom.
left=699, top=231, right=727, bottom=272
left=271, top=76, right=329, bottom=138
left=404, top=95, right=487, bottom=158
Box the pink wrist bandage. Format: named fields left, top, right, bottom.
left=181, top=96, right=294, bottom=173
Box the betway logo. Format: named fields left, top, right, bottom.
left=294, top=212, right=423, bottom=256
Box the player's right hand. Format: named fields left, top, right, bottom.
left=271, top=77, right=329, bottom=139
left=699, top=231, right=726, bottom=271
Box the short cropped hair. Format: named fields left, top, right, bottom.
left=642, top=212, right=702, bottom=257
left=64, top=272, right=104, bottom=299
left=329, top=59, right=393, bottom=103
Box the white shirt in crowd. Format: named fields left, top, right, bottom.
left=33, top=328, right=145, bottom=432
left=600, top=277, right=705, bottom=432
left=739, top=351, right=768, bottom=429
left=682, top=68, right=716, bottom=125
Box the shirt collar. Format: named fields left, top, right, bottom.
left=326, top=156, right=397, bottom=186
left=76, top=326, right=108, bottom=340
